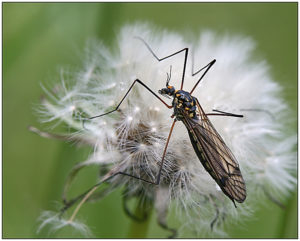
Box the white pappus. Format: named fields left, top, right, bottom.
left=34, top=23, right=296, bottom=238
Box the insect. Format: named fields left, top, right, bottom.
left=86, top=37, right=246, bottom=205
left=62, top=37, right=246, bottom=225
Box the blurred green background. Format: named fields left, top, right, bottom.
left=3, top=2, right=297, bottom=238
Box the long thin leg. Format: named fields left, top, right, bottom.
left=118, top=119, right=176, bottom=185
left=206, top=109, right=243, bottom=118
left=240, top=108, right=275, bottom=120
left=155, top=119, right=176, bottom=184
left=62, top=120, right=177, bottom=216
left=122, top=194, right=148, bottom=222
left=60, top=170, right=153, bottom=219
left=135, top=37, right=188, bottom=90
left=87, top=79, right=172, bottom=122
left=136, top=37, right=218, bottom=93
left=209, top=194, right=220, bottom=231
left=158, top=221, right=177, bottom=238
left=190, top=59, right=216, bottom=94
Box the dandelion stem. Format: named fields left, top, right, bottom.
left=68, top=185, right=99, bottom=223
left=127, top=201, right=153, bottom=238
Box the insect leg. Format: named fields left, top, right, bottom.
left=158, top=220, right=177, bottom=238
left=209, top=194, right=220, bottom=231
left=117, top=119, right=176, bottom=185
left=135, top=36, right=188, bottom=90
left=91, top=78, right=172, bottom=120
left=239, top=108, right=275, bottom=120
left=63, top=113, right=177, bottom=223
left=83, top=79, right=172, bottom=127
left=60, top=172, right=117, bottom=217
left=60, top=169, right=157, bottom=220
left=155, top=187, right=177, bottom=238
left=206, top=109, right=243, bottom=118
left=62, top=120, right=177, bottom=218
left=155, top=119, right=177, bottom=184
left=61, top=171, right=155, bottom=221
left=122, top=194, right=148, bottom=222
left=190, top=59, right=216, bottom=94
left=64, top=118, right=178, bottom=215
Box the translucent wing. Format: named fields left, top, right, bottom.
left=181, top=99, right=246, bottom=204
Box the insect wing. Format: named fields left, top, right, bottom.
left=182, top=100, right=246, bottom=203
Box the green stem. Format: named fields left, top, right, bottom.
left=127, top=202, right=153, bottom=238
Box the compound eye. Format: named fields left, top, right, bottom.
left=167, top=85, right=173, bottom=89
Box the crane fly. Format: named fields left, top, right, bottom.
left=63, top=37, right=246, bottom=224
left=86, top=37, right=246, bottom=206
left=156, top=69, right=247, bottom=206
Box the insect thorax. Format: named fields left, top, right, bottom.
left=172, top=90, right=197, bottom=120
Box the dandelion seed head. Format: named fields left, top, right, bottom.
left=38, top=23, right=296, bottom=237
